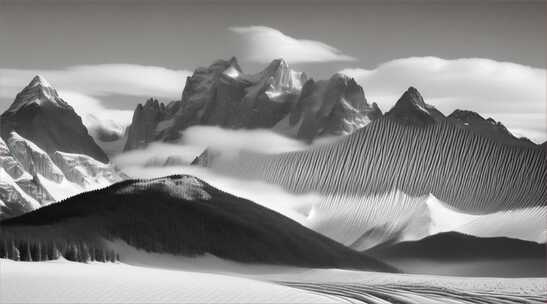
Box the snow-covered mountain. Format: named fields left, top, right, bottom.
left=124, top=57, right=382, bottom=150
left=0, top=76, right=125, bottom=219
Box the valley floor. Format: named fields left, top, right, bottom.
left=1, top=257, right=545, bottom=304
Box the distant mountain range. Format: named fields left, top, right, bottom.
left=366, top=231, right=546, bottom=277
left=124, top=57, right=382, bottom=150
left=0, top=175, right=396, bottom=272
left=123, top=57, right=541, bottom=152
left=0, top=76, right=125, bottom=219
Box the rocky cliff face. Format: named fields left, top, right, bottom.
left=123, top=57, right=380, bottom=150
left=275, top=73, right=382, bottom=140
left=123, top=98, right=177, bottom=151
left=0, top=76, right=126, bottom=219
left=0, top=76, right=109, bottom=163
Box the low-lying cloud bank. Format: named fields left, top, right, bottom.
left=340, top=57, right=546, bottom=143
left=180, top=126, right=311, bottom=155
left=113, top=126, right=317, bottom=167
left=111, top=126, right=329, bottom=222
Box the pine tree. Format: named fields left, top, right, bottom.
left=80, top=243, right=90, bottom=263
left=50, top=241, right=61, bottom=260
left=40, top=241, right=48, bottom=261
left=31, top=241, right=41, bottom=262
left=89, top=245, right=96, bottom=261
left=0, top=239, right=7, bottom=258
left=9, top=241, right=20, bottom=261
left=21, top=240, right=32, bottom=261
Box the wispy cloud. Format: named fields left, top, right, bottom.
left=57, top=91, right=133, bottom=139
left=340, top=57, right=546, bottom=143
left=229, top=25, right=355, bottom=64
left=0, top=64, right=191, bottom=100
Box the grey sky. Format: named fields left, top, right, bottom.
left=0, top=1, right=545, bottom=141
left=1, top=2, right=544, bottom=71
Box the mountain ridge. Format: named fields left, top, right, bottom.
left=123, top=57, right=382, bottom=149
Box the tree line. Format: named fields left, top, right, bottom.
left=0, top=238, right=119, bottom=263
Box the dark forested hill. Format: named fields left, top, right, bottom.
left=0, top=175, right=396, bottom=272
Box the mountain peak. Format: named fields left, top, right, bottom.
left=400, top=86, right=427, bottom=108
left=29, top=75, right=53, bottom=88
left=270, top=58, right=288, bottom=68
left=386, top=87, right=444, bottom=125
left=1, top=76, right=109, bottom=163
left=6, top=75, right=68, bottom=114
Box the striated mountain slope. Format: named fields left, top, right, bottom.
left=0, top=175, right=396, bottom=272
left=206, top=87, right=546, bottom=249
left=124, top=58, right=380, bottom=149
left=0, top=76, right=108, bottom=163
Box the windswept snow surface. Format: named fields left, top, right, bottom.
left=2, top=251, right=545, bottom=304
left=0, top=259, right=339, bottom=304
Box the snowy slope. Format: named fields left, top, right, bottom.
left=1, top=257, right=544, bottom=304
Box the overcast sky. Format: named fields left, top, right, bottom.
left=0, top=1, right=545, bottom=142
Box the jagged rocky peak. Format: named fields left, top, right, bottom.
left=0, top=76, right=109, bottom=163
left=124, top=58, right=381, bottom=151
left=198, top=56, right=242, bottom=79
left=246, top=58, right=308, bottom=93
left=275, top=72, right=382, bottom=141
left=386, top=87, right=444, bottom=125
left=123, top=97, right=174, bottom=151
left=220, top=56, right=243, bottom=78
left=448, top=109, right=538, bottom=147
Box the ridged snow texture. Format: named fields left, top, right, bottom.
left=219, top=118, right=546, bottom=213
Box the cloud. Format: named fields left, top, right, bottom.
left=113, top=126, right=333, bottom=170
left=0, top=64, right=191, bottom=101
left=112, top=125, right=332, bottom=171
left=57, top=91, right=133, bottom=139
left=112, top=142, right=205, bottom=168
left=180, top=126, right=309, bottom=157
left=229, top=25, right=355, bottom=63
left=340, top=57, right=546, bottom=143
